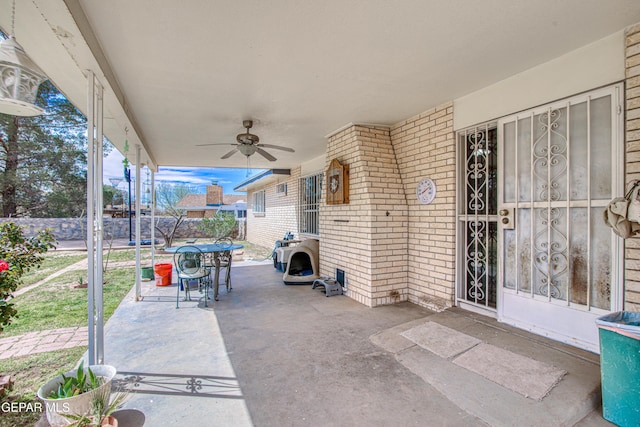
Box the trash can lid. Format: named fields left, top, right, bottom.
left=596, top=311, right=640, bottom=340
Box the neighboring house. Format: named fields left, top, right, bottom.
left=235, top=27, right=640, bottom=354
left=218, top=201, right=248, bottom=219
left=177, top=183, right=246, bottom=219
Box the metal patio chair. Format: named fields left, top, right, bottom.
left=214, top=237, right=233, bottom=293
left=173, top=246, right=211, bottom=308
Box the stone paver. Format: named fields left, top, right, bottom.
left=0, top=326, right=88, bottom=360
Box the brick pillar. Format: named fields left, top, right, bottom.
left=321, top=125, right=409, bottom=307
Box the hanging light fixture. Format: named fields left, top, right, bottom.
left=0, top=0, right=48, bottom=116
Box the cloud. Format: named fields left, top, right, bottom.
left=103, top=150, right=264, bottom=194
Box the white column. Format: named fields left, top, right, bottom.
left=151, top=171, right=156, bottom=268
left=95, top=82, right=105, bottom=364
left=86, top=70, right=95, bottom=365
left=135, top=145, right=142, bottom=300
left=86, top=70, right=105, bottom=364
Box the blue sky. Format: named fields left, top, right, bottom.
left=103, top=149, right=264, bottom=196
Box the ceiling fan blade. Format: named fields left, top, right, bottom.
left=221, top=148, right=239, bottom=159
left=257, top=144, right=295, bottom=152
left=196, top=143, right=237, bottom=147
left=255, top=147, right=277, bottom=161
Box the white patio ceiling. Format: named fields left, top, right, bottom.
left=2, top=0, right=640, bottom=170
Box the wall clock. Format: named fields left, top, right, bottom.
left=326, top=158, right=349, bottom=204
left=416, top=178, right=436, bottom=205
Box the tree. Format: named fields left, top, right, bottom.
left=103, top=185, right=117, bottom=208
left=0, top=78, right=112, bottom=218
left=0, top=222, right=55, bottom=332
left=0, top=81, right=85, bottom=217
left=154, top=183, right=194, bottom=248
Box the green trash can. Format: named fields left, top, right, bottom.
left=596, top=311, right=640, bottom=427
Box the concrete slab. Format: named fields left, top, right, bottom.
left=211, top=265, right=485, bottom=427
left=103, top=281, right=253, bottom=426
left=98, top=263, right=613, bottom=426
left=375, top=308, right=608, bottom=426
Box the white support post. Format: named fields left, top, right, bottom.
left=95, top=82, right=104, bottom=364
left=151, top=171, right=156, bottom=268
left=86, top=70, right=105, bottom=365
left=135, top=145, right=142, bottom=300
left=86, top=71, right=96, bottom=365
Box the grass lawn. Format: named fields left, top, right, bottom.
left=16, top=253, right=86, bottom=291
left=3, top=267, right=135, bottom=338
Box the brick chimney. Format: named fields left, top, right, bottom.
left=206, top=182, right=223, bottom=205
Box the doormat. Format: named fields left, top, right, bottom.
left=400, top=322, right=566, bottom=401
left=452, top=343, right=566, bottom=401
left=400, top=321, right=481, bottom=359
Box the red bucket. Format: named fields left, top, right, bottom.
left=154, top=263, right=173, bottom=286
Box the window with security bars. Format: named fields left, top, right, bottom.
left=299, top=173, right=322, bottom=235
left=251, top=190, right=265, bottom=214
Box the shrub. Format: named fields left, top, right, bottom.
left=199, top=212, right=237, bottom=239
left=0, top=222, right=56, bottom=332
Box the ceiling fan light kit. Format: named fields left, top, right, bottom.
left=197, top=119, right=295, bottom=162
left=238, top=144, right=257, bottom=156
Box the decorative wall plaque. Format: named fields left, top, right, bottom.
left=326, top=158, right=349, bottom=204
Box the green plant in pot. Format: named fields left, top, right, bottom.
left=49, top=362, right=103, bottom=399
left=37, top=361, right=119, bottom=427
left=63, top=386, right=128, bottom=427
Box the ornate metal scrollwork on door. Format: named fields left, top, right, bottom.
left=532, top=109, right=569, bottom=300
left=462, top=127, right=498, bottom=308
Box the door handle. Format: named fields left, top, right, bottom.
left=499, top=208, right=515, bottom=229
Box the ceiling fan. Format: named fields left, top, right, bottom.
left=197, top=120, right=294, bottom=161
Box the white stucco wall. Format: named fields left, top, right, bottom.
left=454, top=30, right=625, bottom=130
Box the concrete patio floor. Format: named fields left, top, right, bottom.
left=102, top=262, right=612, bottom=426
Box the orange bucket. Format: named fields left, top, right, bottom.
left=154, top=263, right=173, bottom=286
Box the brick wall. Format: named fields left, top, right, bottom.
left=390, top=103, right=456, bottom=311
left=625, top=23, right=640, bottom=310
left=246, top=168, right=301, bottom=249
left=321, top=125, right=409, bottom=307
left=186, top=211, right=204, bottom=219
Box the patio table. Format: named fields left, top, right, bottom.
left=165, top=243, right=243, bottom=301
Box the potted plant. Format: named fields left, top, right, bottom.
left=37, top=361, right=118, bottom=427
left=63, top=386, right=128, bottom=427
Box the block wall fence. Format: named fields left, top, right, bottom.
left=0, top=217, right=210, bottom=242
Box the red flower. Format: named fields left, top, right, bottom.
left=0, top=260, right=8, bottom=272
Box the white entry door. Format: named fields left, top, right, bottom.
left=497, top=85, right=623, bottom=353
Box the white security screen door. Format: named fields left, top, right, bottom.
left=498, top=85, right=623, bottom=353
left=457, top=124, right=499, bottom=314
